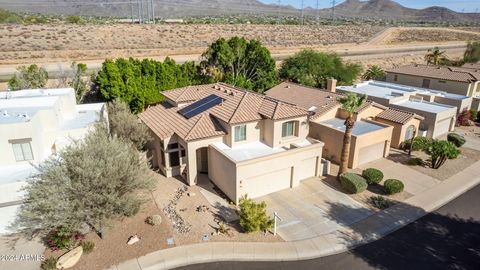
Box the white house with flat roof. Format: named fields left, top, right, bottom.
left=0, top=88, right=107, bottom=234
left=337, top=81, right=458, bottom=138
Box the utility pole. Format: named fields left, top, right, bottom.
left=137, top=0, right=142, bottom=24
left=140, top=0, right=144, bottom=24
left=151, top=0, right=155, bottom=24
left=146, top=0, right=150, bottom=23
left=316, top=0, right=320, bottom=24
left=277, top=0, right=281, bottom=24
left=130, top=0, right=134, bottom=23
left=300, top=0, right=304, bottom=25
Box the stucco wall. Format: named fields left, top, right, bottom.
left=374, top=117, right=421, bottom=148
left=185, top=136, right=224, bottom=185
left=208, top=145, right=238, bottom=203
left=271, top=116, right=310, bottom=148
left=386, top=73, right=473, bottom=96
left=229, top=121, right=263, bottom=148
left=432, top=96, right=472, bottom=113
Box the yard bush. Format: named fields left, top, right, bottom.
left=403, top=137, right=431, bottom=151
left=238, top=195, right=274, bottom=233
left=425, top=140, right=461, bottom=169
left=145, top=215, right=162, bottom=226
left=361, top=168, right=384, bottom=185
left=339, top=173, right=368, bottom=194
left=81, top=241, right=95, bottom=254
left=384, top=179, right=404, bottom=195
left=457, top=109, right=472, bottom=126
left=41, top=257, right=57, bottom=270
left=368, top=195, right=392, bottom=210
left=470, top=109, right=478, bottom=122
left=447, top=133, right=466, bottom=147
left=47, top=229, right=74, bottom=250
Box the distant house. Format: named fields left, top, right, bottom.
left=140, top=83, right=328, bottom=204
left=337, top=81, right=460, bottom=139
left=0, top=88, right=107, bottom=234
left=386, top=65, right=480, bottom=97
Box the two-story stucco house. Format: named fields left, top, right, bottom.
left=139, top=83, right=328, bottom=204
left=0, top=88, right=107, bottom=234
left=386, top=64, right=480, bottom=97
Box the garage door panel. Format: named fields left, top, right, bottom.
left=241, top=168, right=291, bottom=199
left=358, top=142, right=385, bottom=166
left=433, top=118, right=451, bottom=138
left=298, top=158, right=317, bottom=181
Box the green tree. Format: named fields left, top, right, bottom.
left=238, top=195, right=273, bottom=233
left=280, top=49, right=362, bottom=88
left=362, top=65, right=386, bottom=81
left=337, top=93, right=368, bottom=177
left=464, top=41, right=480, bottom=63
left=70, top=62, right=88, bottom=102
left=0, top=8, right=22, bottom=23
left=425, top=47, right=447, bottom=66
left=201, top=37, right=277, bottom=93
left=14, top=126, right=155, bottom=237
left=8, top=64, right=49, bottom=90
left=108, top=99, right=151, bottom=150
left=424, top=140, right=460, bottom=169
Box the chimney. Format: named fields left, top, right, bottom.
left=327, top=78, right=337, bottom=93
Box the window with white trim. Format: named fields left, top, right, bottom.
left=282, top=121, right=296, bottom=138
left=234, top=125, right=247, bottom=142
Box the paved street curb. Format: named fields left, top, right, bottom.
left=112, top=161, right=480, bottom=270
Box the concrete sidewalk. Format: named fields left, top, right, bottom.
left=111, top=161, right=480, bottom=270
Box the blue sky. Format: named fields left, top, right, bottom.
left=259, top=0, right=480, bottom=13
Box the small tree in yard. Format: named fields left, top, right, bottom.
left=362, top=65, right=386, bottom=81
left=425, top=140, right=460, bottom=169
left=8, top=64, right=48, bottom=90
left=14, top=126, right=155, bottom=238
left=457, top=109, right=472, bottom=126
left=238, top=195, right=273, bottom=233
left=108, top=99, right=151, bottom=150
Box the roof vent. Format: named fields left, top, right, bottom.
left=308, top=106, right=317, bottom=112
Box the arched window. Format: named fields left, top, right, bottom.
left=405, top=125, right=415, bottom=141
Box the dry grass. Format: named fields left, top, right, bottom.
left=387, top=28, right=480, bottom=44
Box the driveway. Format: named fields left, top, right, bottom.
left=256, top=178, right=374, bottom=241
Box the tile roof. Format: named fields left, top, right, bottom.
left=375, top=108, right=424, bottom=124
left=140, top=83, right=308, bottom=141
left=265, top=82, right=385, bottom=119
left=387, top=65, right=480, bottom=83
left=462, top=62, right=480, bottom=71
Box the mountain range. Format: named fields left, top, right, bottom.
left=0, top=0, right=478, bottom=23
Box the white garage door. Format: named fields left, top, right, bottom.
left=433, top=118, right=451, bottom=138
left=297, top=157, right=317, bottom=181
left=358, top=142, right=385, bottom=166
left=241, top=168, right=291, bottom=199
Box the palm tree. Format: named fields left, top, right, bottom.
left=337, top=93, right=368, bottom=177
left=362, top=65, right=386, bottom=81
left=425, top=47, right=446, bottom=65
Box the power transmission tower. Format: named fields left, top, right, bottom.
left=130, top=0, right=134, bottom=23
left=277, top=0, right=281, bottom=24
left=137, top=0, right=142, bottom=24
left=146, top=0, right=150, bottom=23
left=316, top=0, right=320, bottom=24
left=331, top=0, right=336, bottom=21
left=140, top=0, right=144, bottom=24
left=300, top=0, right=304, bottom=25
left=151, top=0, right=155, bottom=24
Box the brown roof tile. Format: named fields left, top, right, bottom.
left=375, top=108, right=424, bottom=124
left=387, top=65, right=480, bottom=83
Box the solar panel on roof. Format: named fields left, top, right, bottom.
left=178, top=94, right=224, bottom=119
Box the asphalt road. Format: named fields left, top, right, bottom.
left=176, top=184, right=480, bottom=270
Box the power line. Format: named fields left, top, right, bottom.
left=300, top=0, right=304, bottom=25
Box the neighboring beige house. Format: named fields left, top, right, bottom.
left=337, top=81, right=458, bottom=139
left=265, top=82, right=421, bottom=168
left=386, top=65, right=480, bottom=97
left=0, top=88, right=107, bottom=234
left=140, top=83, right=328, bottom=204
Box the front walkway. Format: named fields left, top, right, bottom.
left=257, top=178, right=374, bottom=241
left=111, top=161, right=480, bottom=270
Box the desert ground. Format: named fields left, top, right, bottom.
left=0, top=24, right=478, bottom=89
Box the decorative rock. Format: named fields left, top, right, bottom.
left=163, top=186, right=192, bottom=234
left=127, top=235, right=140, bottom=245
left=187, top=192, right=196, bottom=197
left=56, top=246, right=83, bottom=269
left=145, top=215, right=162, bottom=226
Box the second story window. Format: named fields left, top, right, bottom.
left=282, top=121, right=296, bottom=138
left=234, top=125, right=247, bottom=142
left=10, top=139, right=34, bottom=162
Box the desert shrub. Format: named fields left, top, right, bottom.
left=108, top=99, right=151, bottom=150
left=425, top=140, right=461, bottom=169
left=238, top=195, right=274, bottom=233
left=81, top=241, right=95, bottom=254
left=145, top=215, right=162, bottom=226
left=464, top=41, right=480, bottom=63
left=41, top=257, right=57, bottom=270
left=280, top=49, right=362, bottom=88
left=0, top=9, right=22, bottom=24
left=47, top=229, right=74, bottom=251
left=24, top=15, right=48, bottom=24
left=470, top=109, right=478, bottom=122
left=384, top=179, right=404, bottom=195
left=8, top=64, right=48, bottom=90
left=15, top=126, right=155, bottom=238
left=447, top=133, right=466, bottom=147
left=362, top=168, right=384, bottom=185
left=457, top=109, right=472, bottom=126
left=368, top=195, right=392, bottom=210
left=66, top=15, right=85, bottom=24
left=403, top=137, right=432, bottom=151
left=407, top=157, right=423, bottom=166
left=339, top=173, right=368, bottom=194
